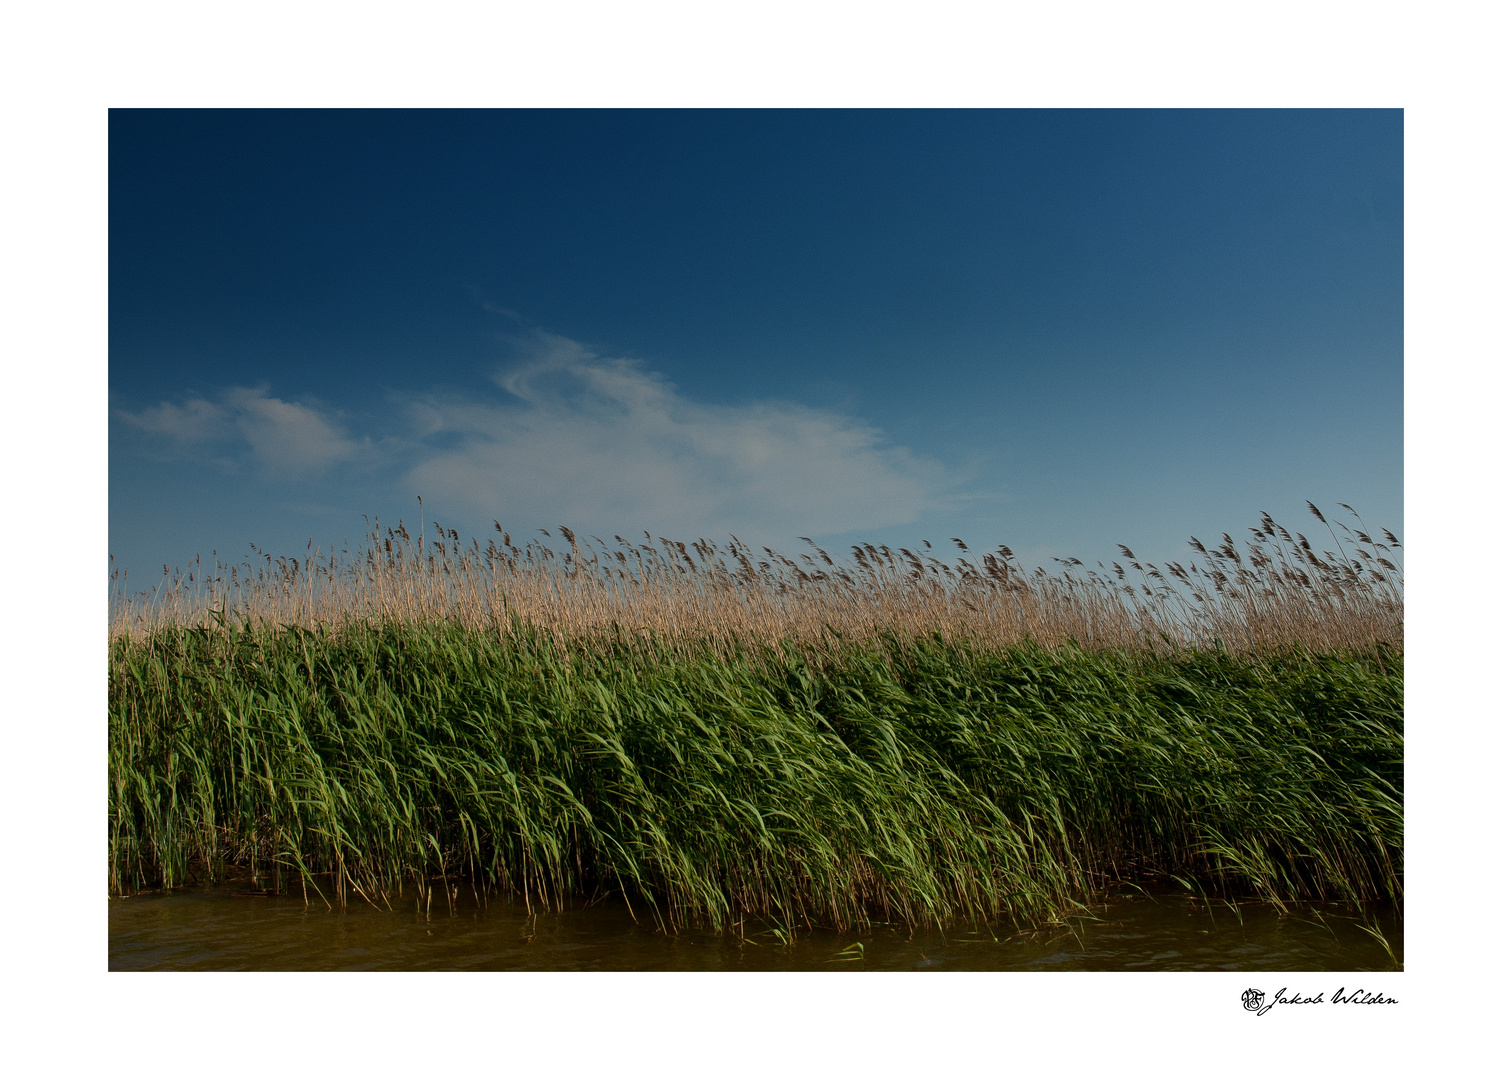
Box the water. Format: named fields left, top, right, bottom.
left=109, top=881, right=1402, bottom=971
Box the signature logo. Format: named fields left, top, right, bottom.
left=1241, top=987, right=1399, bottom=1015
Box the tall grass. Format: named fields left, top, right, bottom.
left=110, top=502, right=1401, bottom=656
left=108, top=507, right=1402, bottom=931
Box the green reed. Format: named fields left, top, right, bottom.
left=109, top=619, right=1401, bottom=931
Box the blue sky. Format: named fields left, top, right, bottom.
left=110, top=109, right=1402, bottom=580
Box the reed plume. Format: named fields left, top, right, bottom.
left=110, top=506, right=1402, bottom=657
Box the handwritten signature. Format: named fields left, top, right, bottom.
left=1242, top=987, right=1399, bottom=1015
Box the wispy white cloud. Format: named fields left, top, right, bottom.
left=117, top=387, right=365, bottom=475
left=222, top=388, right=362, bottom=473
left=405, top=331, right=948, bottom=540
left=116, top=332, right=953, bottom=540
left=119, top=397, right=228, bottom=443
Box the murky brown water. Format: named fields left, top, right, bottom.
left=109, top=880, right=1402, bottom=971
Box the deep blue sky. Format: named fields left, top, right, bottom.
left=110, top=109, right=1401, bottom=580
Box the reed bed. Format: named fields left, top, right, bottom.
left=108, top=506, right=1402, bottom=931
left=111, top=502, right=1401, bottom=657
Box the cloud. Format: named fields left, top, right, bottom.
left=117, top=387, right=364, bottom=475
left=115, top=332, right=953, bottom=541
left=405, top=332, right=948, bottom=540
left=118, top=397, right=228, bottom=442
left=222, top=388, right=362, bottom=473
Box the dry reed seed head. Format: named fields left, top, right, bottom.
left=109, top=511, right=1399, bottom=657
